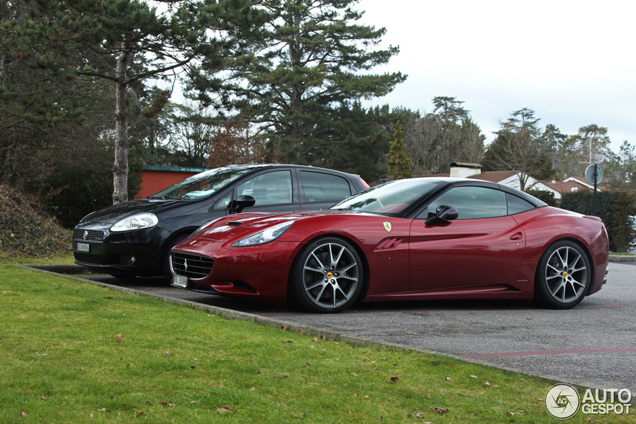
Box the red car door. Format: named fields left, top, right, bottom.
left=408, top=186, right=526, bottom=292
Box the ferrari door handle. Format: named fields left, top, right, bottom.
left=510, top=232, right=523, bottom=241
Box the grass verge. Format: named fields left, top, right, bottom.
left=0, top=263, right=631, bottom=423
left=0, top=253, right=76, bottom=266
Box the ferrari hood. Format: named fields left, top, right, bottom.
left=192, top=210, right=367, bottom=243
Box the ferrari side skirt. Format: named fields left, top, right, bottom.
left=363, top=284, right=532, bottom=302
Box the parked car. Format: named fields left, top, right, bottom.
left=72, top=164, right=369, bottom=280
left=170, top=178, right=610, bottom=313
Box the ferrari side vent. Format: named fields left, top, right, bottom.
left=171, top=253, right=214, bottom=279
left=376, top=237, right=403, bottom=250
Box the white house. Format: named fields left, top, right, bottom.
left=447, top=163, right=592, bottom=200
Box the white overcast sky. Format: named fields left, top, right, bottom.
left=358, top=0, right=635, bottom=151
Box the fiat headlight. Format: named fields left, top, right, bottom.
left=111, top=213, right=159, bottom=232
left=233, top=220, right=295, bottom=247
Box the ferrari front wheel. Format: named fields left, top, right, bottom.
left=290, top=237, right=364, bottom=313
left=535, top=240, right=591, bottom=309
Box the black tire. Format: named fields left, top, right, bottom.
left=161, top=232, right=193, bottom=282
left=535, top=240, right=592, bottom=309
left=290, top=237, right=364, bottom=313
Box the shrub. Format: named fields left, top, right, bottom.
left=525, top=189, right=557, bottom=206
left=0, top=185, right=71, bottom=258
left=560, top=190, right=636, bottom=252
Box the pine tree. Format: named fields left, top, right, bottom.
left=190, top=0, right=405, bottom=166
left=387, top=121, right=412, bottom=180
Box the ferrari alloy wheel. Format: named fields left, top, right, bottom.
left=535, top=240, right=591, bottom=309
left=291, top=237, right=364, bottom=313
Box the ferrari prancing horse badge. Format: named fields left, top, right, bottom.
left=383, top=222, right=392, bottom=232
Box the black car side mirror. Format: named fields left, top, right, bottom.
left=425, top=205, right=459, bottom=226
left=228, top=195, right=256, bottom=214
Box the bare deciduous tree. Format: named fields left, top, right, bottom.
left=403, top=98, right=484, bottom=175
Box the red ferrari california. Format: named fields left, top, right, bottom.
left=170, top=178, right=609, bottom=313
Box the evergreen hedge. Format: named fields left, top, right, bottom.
left=525, top=189, right=557, bottom=206
left=560, top=190, right=636, bottom=252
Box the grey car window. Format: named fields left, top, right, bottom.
left=213, top=192, right=233, bottom=210
left=300, top=171, right=351, bottom=203
left=236, top=171, right=293, bottom=206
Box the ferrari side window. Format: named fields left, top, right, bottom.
left=506, top=193, right=535, bottom=215
left=425, top=187, right=507, bottom=219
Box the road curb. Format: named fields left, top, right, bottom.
left=609, top=255, right=636, bottom=262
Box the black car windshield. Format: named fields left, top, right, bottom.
left=150, top=168, right=253, bottom=200
left=332, top=179, right=443, bottom=215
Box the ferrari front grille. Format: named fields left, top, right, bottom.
left=171, top=253, right=214, bottom=279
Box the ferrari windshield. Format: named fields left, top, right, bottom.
left=332, top=179, right=443, bottom=215
left=150, top=167, right=253, bottom=200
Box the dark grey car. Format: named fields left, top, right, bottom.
left=72, top=164, right=368, bottom=280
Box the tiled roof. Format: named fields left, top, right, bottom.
left=377, top=170, right=599, bottom=195
left=541, top=180, right=592, bottom=194
left=472, top=171, right=519, bottom=183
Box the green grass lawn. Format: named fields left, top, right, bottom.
left=0, top=252, right=76, bottom=266
left=0, top=257, right=631, bottom=423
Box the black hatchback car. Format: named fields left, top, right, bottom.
left=72, top=164, right=369, bottom=280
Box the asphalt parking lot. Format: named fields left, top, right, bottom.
left=31, top=260, right=636, bottom=399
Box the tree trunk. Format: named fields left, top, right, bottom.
left=112, top=41, right=132, bottom=205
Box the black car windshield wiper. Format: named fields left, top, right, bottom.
left=148, top=195, right=183, bottom=200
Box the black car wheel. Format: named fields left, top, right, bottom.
left=535, top=240, right=591, bottom=309
left=290, top=237, right=364, bottom=313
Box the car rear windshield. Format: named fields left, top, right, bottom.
left=150, top=168, right=253, bottom=200
left=332, top=179, right=443, bottom=215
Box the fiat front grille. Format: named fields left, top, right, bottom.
left=73, top=229, right=106, bottom=241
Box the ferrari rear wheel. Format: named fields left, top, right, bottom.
left=291, top=237, right=364, bottom=313
left=535, top=240, right=591, bottom=309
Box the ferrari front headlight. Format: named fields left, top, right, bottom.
left=233, top=220, right=295, bottom=247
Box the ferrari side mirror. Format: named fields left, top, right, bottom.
left=228, top=195, right=256, bottom=214
left=425, top=205, right=459, bottom=226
